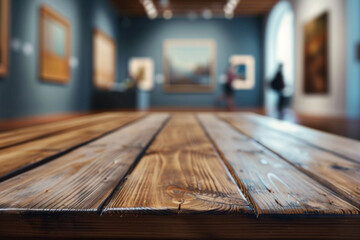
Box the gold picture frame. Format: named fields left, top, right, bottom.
left=93, top=29, right=116, bottom=90
left=39, top=5, right=71, bottom=83
left=163, top=39, right=216, bottom=93
left=0, top=0, right=10, bottom=76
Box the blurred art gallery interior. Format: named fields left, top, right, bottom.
left=0, top=0, right=359, bottom=139
left=1, top=1, right=360, bottom=238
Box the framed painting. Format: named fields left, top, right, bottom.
left=93, top=29, right=116, bottom=90
left=129, top=57, right=154, bottom=91
left=0, top=0, right=9, bottom=76
left=39, top=5, right=71, bottom=83
left=303, top=12, right=328, bottom=94
left=163, top=39, right=216, bottom=92
left=229, top=55, right=255, bottom=90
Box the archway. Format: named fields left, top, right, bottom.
left=264, top=1, right=294, bottom=117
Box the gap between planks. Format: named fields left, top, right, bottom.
left=97, top=114, right=172, bottom=215
left=104, top=114, right=253, bottom=215
left=195, top=114, right=261, bottom=217
left=0, top=114, right=170, bottom=213
left=244, top=113, right=360, bottom=164
left=0, top=113, right=122, bottom=150
left=0, top=113, right=147, bottom=183
left=217, top=113, right=360, bottom=211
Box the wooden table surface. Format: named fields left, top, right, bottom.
left=0, top=112, right=359, bottom=239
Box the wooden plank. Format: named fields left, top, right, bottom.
left=219, top=113, right=360, bottom=209
left=198, top=114, right=359, bottom=215
left=0, top=213, right=359, bottom=239
left=244, top=113, right=360, bottom=163
left=0, top=112, right=123, bottom=149
left=0, top=114, right=169, bottom=212
left=105, top=114, right=252, bottom=214
left=0, top=112, right=88, bottom=132
left=0, top=113, right=145, bottom=180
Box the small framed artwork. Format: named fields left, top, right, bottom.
left=0, top=0, right=10, bottom=76
left=229, top=55, right=255, bottom=90
left=163, top=39, right=216, bottom=93
left=39, top=5, right=71, bottom=83
left=129, top=57, right=154, bottom=91
left=93, top=29, right=116, bottom=90
left=303, top=12, right=328, bottom=94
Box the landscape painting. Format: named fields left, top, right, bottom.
left=163, top=39, right=216, bottom=92
left=40, top=5, right=71, bottom=83
left=303, top=12, right=328, bottom=94
left=235, top=64, right=247, bottom=80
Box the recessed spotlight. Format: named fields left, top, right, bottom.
left=225, top=12, right=234, bottom=19
left=223, top=0, right=240, bottom=19
left=149, top=12, right=158, bottom=19
left=163, top=9, right=173, bottom=19
left=140, top=0, right=158, bottom=19
left=202, top=9, right=212, bottom=19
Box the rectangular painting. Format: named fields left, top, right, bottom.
left=93, top=29, right=116, bottom=90
left=129, top=57, right=154, bottom=91
left=0, top=0, right=9, bottom=76
left=163, top=39, right=216, bottom=92
left=229, top=55, right=255, bottom=90
left=303, top=12, right=328, bottom=94
left=39, top=5, right=71, bottom=83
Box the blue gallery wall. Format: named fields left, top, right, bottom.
left=346, top=0, right=360, bottom=118
left=0, top=0, right=121, bottom=119
left=122, top=17, right=264, bottom=108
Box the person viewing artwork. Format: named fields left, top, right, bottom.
left=270, top=63, right=286, bottom=118
left=224, top=64, right=237, bottom=110
left=216, top=63, right=237, bottom=110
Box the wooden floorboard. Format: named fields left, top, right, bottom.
left=0, top=112, right=145, bottom=181
left=0, top=112, right=124, bottom=149
left=105, top=114, right=253, bottom=215
left=0, top=114, right=168, bottom=212
left=219, top=113, right=360, bottom=209
left=245, top=113, right=360, bottom=163
left=198, top=114, right=359, bottom=215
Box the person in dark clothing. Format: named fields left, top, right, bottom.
left=270, top=64, right=286, bottom=118
left=223, top=64, right=236, bottom=110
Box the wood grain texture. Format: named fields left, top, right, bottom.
left=219, top=113, right=360, bottom=209
left=244, top=113, right=360, bottom=163
left=0, top=113, right=145, bottom=180
left=105, top=114, right=252, bottom=214
left=198, top=114, right=359, bottom=215
left=0, top=112, right=122, bottom=149
left=0, top=114, right=168, bottom=212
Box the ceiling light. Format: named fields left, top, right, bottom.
left=163, top=9, right=173, bottom=19
left=202, top=9, right=212, bottom=19
left=140, top=0, right=158, bottom=19
left=225, top=12, right=234, bottom=19
left=224, top=0, right=240, bottom=19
